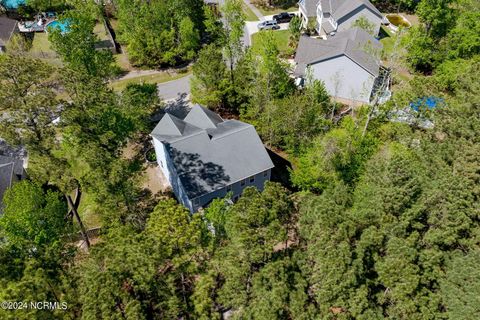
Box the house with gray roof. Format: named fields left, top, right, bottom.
left=0, top=155, right=25, bottom=213
left=316, top=0, right=383, bottom=36
left=151, top=104, right=274, bottom=213
left=0, top=16, right=19, bottom=53
left=294, top=27, right=383, bottom=105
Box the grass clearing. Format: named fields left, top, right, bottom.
left=251, top=29, right=292, bottom=55
left=379, top=26, right=396, bottom=58
left=109, top=69, right=192, bottom=92
left=115, top=53, right=133, bottom=71
left=29, top=32, right=62, bottom=66
left=93, top=22, right=110, bottom=41
left=76, top=192, right=102, bottom=229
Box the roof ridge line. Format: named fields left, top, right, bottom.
left=343, top=50, right=379, bottom=76
left=210, top=122, right=253, bottom=141
left=152, top=129, right=206, bottom=143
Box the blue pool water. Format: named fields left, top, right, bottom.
left=410, top=97, right=444, bottom=112
left=1, top=0, right=26, bottom=9
left=46, top=19, right=71, bottom=33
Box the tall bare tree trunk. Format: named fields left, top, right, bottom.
left=66, top=195, right=91, bottom=249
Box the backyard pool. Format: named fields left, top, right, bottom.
left=46, top=19, right=71, bottom=33
left=410, top=96, right=444, bottom=112
left=1, top=0, right=26, bottom=9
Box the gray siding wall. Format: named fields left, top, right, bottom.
left=191, top=169, right=272, bottom=212
left=299, top=4, right=309, bottom=27
left=337, top=5, right=382, bottom=35
left=309, top=55, right=375, bottom=104
left=152, top=137, right=193, bottom=212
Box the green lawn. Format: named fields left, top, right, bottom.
left=251, top=29, right=292, bottom=55
left=256, top=5, right=297, bottom=16
left=27, top=22, right=111, bottom=67
left=109, top=69, right=192, bottom=91
left=243, top=3, right=259, bottom=21
left=93, top=22, right=110, bottom=41
left=76, top=192, right=102, bottom=229
left=379, top=26, right=396, bottom=58
left=29, top=33, right=62, bottom=66
left=115, top=53, right=133, bottom=71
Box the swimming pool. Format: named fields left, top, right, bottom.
left=410, top=97, right=444, bottom=112
left=46, top=19, right=71, bottom=33
left=1, top=0, right=26, bottom=9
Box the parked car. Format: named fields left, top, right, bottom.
left=272, top=12, right=295, bottom=23
left=257, top=20, right=280, bottom=31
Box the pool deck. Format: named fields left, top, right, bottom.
left=18, top=18, right=55, bottom=33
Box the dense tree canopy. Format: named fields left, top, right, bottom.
left=114, top=0, right=203, bottom=67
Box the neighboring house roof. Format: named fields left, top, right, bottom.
left=320, top=0, right=382, bottom=21
left=0, top=16, right=18, bottom=47
left=151, top=105, right=274, bottom=199
left=0, top=155, right=24, bottom=211
left=294, top=27, right=382, bottom=77
left=299, top=0, right=319, bottom=18
left=0, top=155, right=24, bottom=176
left=322, top=20, right=336, bottom=34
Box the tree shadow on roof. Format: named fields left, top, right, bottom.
left=165, top=93, right=191, bottom=119
left=168, top=146, right=231, bottom=199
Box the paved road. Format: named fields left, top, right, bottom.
left=153, top=7, right=297, bottom=102
left=156, top=74, right=192, bottom=101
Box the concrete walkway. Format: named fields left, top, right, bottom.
left=116, top=69, right=164, bottom=81
left=243, top=0, right=265, bottom=21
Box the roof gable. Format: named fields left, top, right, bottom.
left=0, top=162, right=16, bottom=211
left=184, top=104, right=223, bottom=129
left=0, top=16, right=18, bottom=45
left=0, top=155, right=23, bottom=176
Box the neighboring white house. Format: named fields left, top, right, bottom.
left=316, top=0, right=383, bottom=36
left=299, top=0, right=383, bottom=35
left=150, top=104, right=274, bottom=213
left=294, top=27, right=383, bottom=105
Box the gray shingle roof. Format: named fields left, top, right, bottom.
left=0, top=155, right=23, bottom=176
left=151, top=105, right=274, bottom=199
left=0, top=16, right=18, bottom=46
left=294, top=27, right=382, bottom=77
left=0, top=156, right=23, bottom=211
left=183, top=104, right=223, bottom=129
left=299, top=0, right=319, bottom=18
left=320, top=0, right=382, bottom=21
